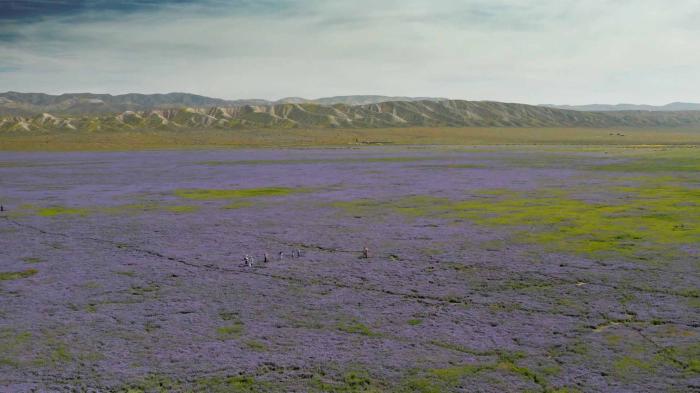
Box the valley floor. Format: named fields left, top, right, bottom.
left=1, top=127, right=700, bottom=151
left=0, top=146, right=698, bottom=392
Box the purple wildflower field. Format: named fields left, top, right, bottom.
left=0, top=147, right=698, bottom=392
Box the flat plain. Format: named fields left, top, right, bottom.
left=2, top=127, right=700, bottom=151
left=1, top=144, right=699, bottom=392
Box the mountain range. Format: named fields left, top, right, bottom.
left=543, top=103, right=700, bottom=112
left=3, top=92, right=700, bottom=117
left=3, top=97, right=700, bottom=132
left=0, top=92, right=446, bottom=116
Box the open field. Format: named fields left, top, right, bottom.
left=1, top=145, right=699, bottom=392
left=2, top=127, right=700, bottom=151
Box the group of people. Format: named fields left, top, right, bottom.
left=242, top=247, right=370, bottom=267
left=243, top=249, right=304, bottom=267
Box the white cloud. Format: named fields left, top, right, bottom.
left=1, top=0, right=699, bottom=104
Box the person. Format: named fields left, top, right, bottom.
left=0, top=205, right=4, bottom=212
left=264, top=253, right=269, bottom=263
left=362, top=247, right=369, bottom=259
left=279, top=251, right=284, bottom=260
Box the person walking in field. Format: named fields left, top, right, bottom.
left=362, top=247, right=369, bottom=259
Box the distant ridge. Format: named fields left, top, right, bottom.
left=277, top=95, right=448, bottom=106
left=4, top=91, right=699, bottom=117
left=542, top=102, right=700, bottom=112
left=0, top=92, right=447, bottom=116
left=3, top=99, right=700, bottom=132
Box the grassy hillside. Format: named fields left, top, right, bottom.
left=4, top=100, right=700, bottom=132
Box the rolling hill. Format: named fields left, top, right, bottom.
left=3, top=99, right=700, bottom=132
left=0, top=92, right=448, bottom=116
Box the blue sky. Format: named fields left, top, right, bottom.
left=1, top=0, right=699, bottom=104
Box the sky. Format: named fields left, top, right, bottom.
left=0, top=0, right=699, bottom=104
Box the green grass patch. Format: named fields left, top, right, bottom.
left=595, top=150, right=700, bottom=173
left=114, top=270, right=137, bottom=277
left=196, top=375, right=263, bottom=392
left=223, top=200, right=255, bottom=210
left=0, top=330, right=32, bottom=367
left=333, top=181, right=700, bottom=261
left=336, top=320, right=380, bottom=337
left=416, top=163, right=486, bottom=169
left=164, top=205, right=199, bottom=213
left=0, top=329, right=80, bottom=369
left=310, top=370, right=384, bottom=393
left=25, top=202, right=199, bottom=217
left=129, top=283, right=160, bottom=296
left=175, top=187, right=300, bottom=200
left=37, top=206, right=89, bottom=217
left=244, top=339, right=268, bottom=352
left=399, top=352, right=549, bottom=393
left=217, top=322, right=245, bottom=339
left=7, top=128, right=700, bottom=152
left=612, top=355, right=655, bottom=378
left=0, top=269, right=38, bottom=281
left=199, top=156, right=443, bottom=166
left=104, top=202, right=199, bottom=214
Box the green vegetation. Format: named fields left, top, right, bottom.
left=114, top=270, right=137, bottom=277
left=333, top=180, right=700, bottom=261
left=20, top=202, right=199, bottom=217
left=175, top=187, right=299, bottom=200
left=595, top=149, right=700, bottom=173
left=217, top=313, right=245, bottom=339
left=0, top=269, right=38, bottom=281
left=164, top=205, right=199, bottom=213
left=0, top=330, right=32, bottom=367
left=223, top=200, right=255, bottom=209
left=336, top=320, right=380, bottom=337
left=102, top=202, right=199, bottom=214
left=244, top=340, right=268, bottom=352
left=37, top=206, right=89, bottom=217
left=399, top=351, right=555, bottom=393
left=129, top=283, right=160, bottom=296
left=120, top=370, right=380, bottom=393
left=0, top=329, right=87, bottom=369
left=661, top=343, right=700, bottom=375
left=216, top=322, right=245, bottom=338
left=200, top=156, right=442, bottom=166
left=612, top=356, right=655, bottom=378
left=3, top=128, right=700, bottom=152
left=311, top=370, right=384, bottom=393
left=195, top=375, right=264, bottom=393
